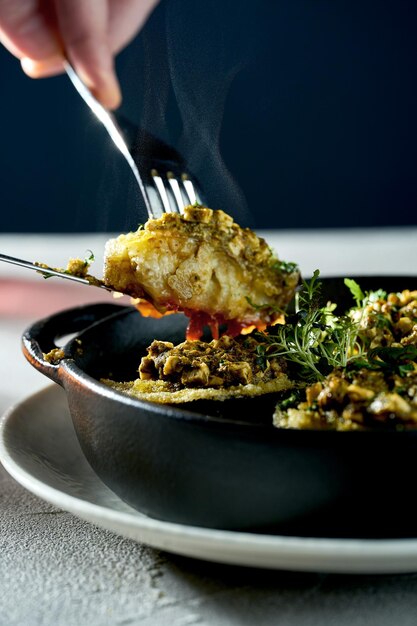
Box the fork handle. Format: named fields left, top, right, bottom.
left=64, top=62, right=155, bottom=218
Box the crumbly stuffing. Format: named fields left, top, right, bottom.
left=139, top=334, right=285, bottom=389
left=274, top=366, right=417, bottom=431
left=35, top=256, right=103, bottom=287
left=351, top=289, right=417, bottom=349
left=102, top=333, right=293, bottom=403
left=43, top=348, right=65, bottom=364
left=103, top=206, right=299, bottom=339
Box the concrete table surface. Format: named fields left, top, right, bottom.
left=1, top=229, right=417, bottom=626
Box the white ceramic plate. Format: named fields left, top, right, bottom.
left=1, top=385, right=417, bottom=574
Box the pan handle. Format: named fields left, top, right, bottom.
left=22, top=303, right=125, bottom=384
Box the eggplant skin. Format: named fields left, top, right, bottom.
left=103, top=206, right=299, bottom=329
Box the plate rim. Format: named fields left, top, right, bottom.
left=2, top=384, right=417, bottom=574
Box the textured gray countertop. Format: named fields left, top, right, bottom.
left=1, top=229, right=417, bottom=626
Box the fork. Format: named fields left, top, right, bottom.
left=64, top=62, right=202, bottom=218
left=0, top=65, right=204, bottom=288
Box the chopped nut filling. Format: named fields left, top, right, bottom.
left=275, top=289, right=417, bottom=431
left=139, top=335, right=284, bottom=389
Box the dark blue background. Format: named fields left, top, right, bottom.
left=1, top=0, right=416, bottom=232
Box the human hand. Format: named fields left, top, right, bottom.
left=0, top=0, right=159, bottom=109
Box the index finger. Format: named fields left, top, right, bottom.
left=54, top=0, right=121, bottom=109
left=0, top=0, right=61, bottom=60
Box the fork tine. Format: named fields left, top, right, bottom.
left=150, top=167, right=202, bottom=216
left=182, top=174, right=198, bottom=205
left=151, top=169, right=173, bottom=213
left=167, top=172, right=185, bottom=213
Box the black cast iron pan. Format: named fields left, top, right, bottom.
left=22, top=276, right=417, bottom=538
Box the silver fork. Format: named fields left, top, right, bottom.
left=0, top=66, right=204, bottom=287
left=65, top=62, right=202, bottom=217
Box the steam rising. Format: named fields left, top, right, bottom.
left=140, top=0, right=258, bottom=225
left=167, top=0, right=255, bottom=223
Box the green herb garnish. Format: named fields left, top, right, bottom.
left=350, top=345, right=417, bottom=377
left=344, top=278, right=365, bottom=307
left=344, top=278, right=387, bottom=309
left=275, top=390, right=304, bottom=410
left=38, top=249, right=95, bottom=280
left=40, top=271, right=54, bottom=280
left=245, top=296, right=283, bottom=314
left=257, top=270, right=364, bottom=382
left=374, top=313, right=392, bottom=329
left=271, top=259, right=299, bottom=274
left=255, top=344, right=268, bottom=369
left=83, top=250, right=95, bottom=267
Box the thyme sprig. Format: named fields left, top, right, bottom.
left=257, top=270, right=364, bottom=382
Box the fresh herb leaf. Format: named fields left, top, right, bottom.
left=399, top=363, right=414, bottom=376
left=344, top=278, right=365, bottom=307
left=348, top=345, right=417, bottom=377
left=367, top=345, right=417, bottom=377
left=271, top=259, right=299, bottom=274
left=246, top=296, right=267, bottom=311
left=369, top=345, right=417, bottom=362
left=275, top=390, right=304, bottom=410
left=84, top=250, right=95, bottom=267
left=368, top=289, right=387, bottom=303
left=245, top=296, right=283, bottom=314
left=255, top=344, right=268, bottom=369
left=375, top=313, right=391, bottom=329
left=296, top=269, right=321, bottom=311
left=345, top=278, right=387, bottom=309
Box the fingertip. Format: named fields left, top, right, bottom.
left=77, top=65, right=122, bottom=109
left=21, top=56, right=64, bottom=78
left=98, top=72, right=122, bottom=109
left=54, top=0, right=122, bottom=109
